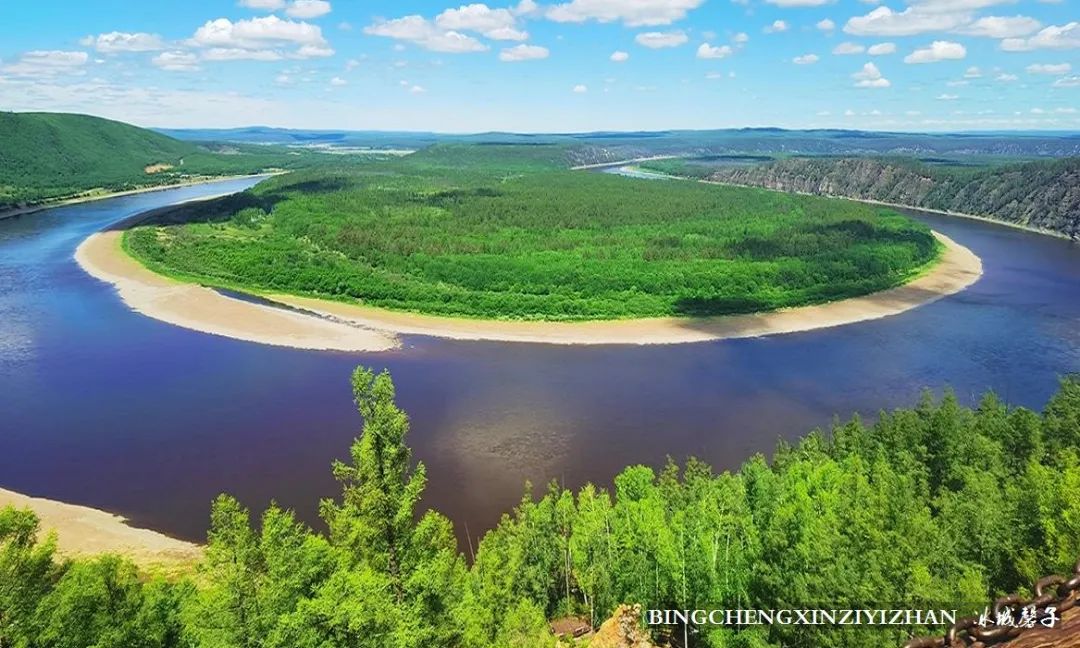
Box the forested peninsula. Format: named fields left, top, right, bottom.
left=3, top=369, right=1080, bottom=648
left=641, top=157, right=1080, bottom=240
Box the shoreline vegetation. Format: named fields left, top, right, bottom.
left=4, top=368, right=1080, bottom=647
left=77, top=225, right=979, bottom=349
left=0, top=488, right=200, bottom=571
left=0, top=173, right=279, bottom=221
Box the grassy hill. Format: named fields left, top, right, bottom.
left=0, top=112, right=373, bottom=211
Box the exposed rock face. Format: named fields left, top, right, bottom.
left=707, top=158, right=1080, bottom=240
left=589, top=605, right=662, bottom=648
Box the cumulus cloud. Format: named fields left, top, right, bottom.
left=329, top=76, right=347, bottom=86
left=904, top=40, right=966, bottom=63
left=1052, top=75, right=1080, bottom=87
left=286, top=0, right=332, bottom=19
left=852, top=61, right=891, bottom=87
left=202, top=47, right=283, bottom=61
left=996, top=72, right=1018, bottom=81
left=844, top=7, right=969, bottom=36
left=964, top=65, right=982, bottom=77
left=907, top=0, right=1014, bottom=12
left=1026, top=62, right=1071, bottom=75
left=955, top=15, right=1041, bottom=38
left=867, top=42, right=896, bottom=54
left=364, top=15, right=488, bottom=52
left=793, top=54, right=820, bottom=64
left=733, top=32, right=750, bottom=44
left=436, top=4, right=528, bottom=41
left=635, top=30, right=689, bottom=48
left=190, top=15, right=330, bottom=61
left=696, top=42, right=733, bottom=58
left=152, top=51, right=200, bottom=71
left=610, top=50, right=629, bottom=62
left=498, top=43, right=550, bottom=61
left=80, top=32, right=165, bottom=53
left=546, top=0, right=705, bottom=27
left=816, top=19, right=836, bottom=31
left=764, top=20, right=789, bottom=33
left=572, top=83, right=588, bottom=93
left=833, top=42, right=866, bottom=54
left=1, top=50, right=89, bottom=76
left=937, top=93, right=959, bottom=100
left=1001, top=22, right=1079, bottom=51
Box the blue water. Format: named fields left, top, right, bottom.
left=1, top=178, right=1078, bottom=543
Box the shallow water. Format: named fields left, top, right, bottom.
left=1, top=178, right=1078, bottom=544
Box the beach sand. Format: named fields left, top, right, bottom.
left=75, top=228, right=400, bottom=352
left=0, top=488, right=202, bottom=570
left=78, top=214, right=982, bottom=348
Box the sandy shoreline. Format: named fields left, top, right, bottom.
left=0, top=488, right=201, bottom=570
left=0, top=173, right=278, bottom=222
left=78, top=205, right=982, bottom=347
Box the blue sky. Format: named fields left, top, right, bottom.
left=0, top=0, right=1076, bottom=132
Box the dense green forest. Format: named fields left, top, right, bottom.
left=0, top=112, right=372, bottom=210
left=123, top=146, right=940, bottom=321
left=3, top=368, right=1080, bottom=647
left=640, top=157, right=1080, bottom=240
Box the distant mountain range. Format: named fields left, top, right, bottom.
left=156, top=125, right=1080, bottom=159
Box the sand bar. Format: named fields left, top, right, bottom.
left=0, top=488, right=202, bottom=570
left=80, top=224, right=980, bottom=348
left=75, top=216, right=399, bottom=353
left=270, top=231, right=981, bottom=345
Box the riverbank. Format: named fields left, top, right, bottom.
left=0, top=488, right=201, bottom=571
left=0, top=173, right=280, bottom=221
left=79, top=205, right=982, bottom=346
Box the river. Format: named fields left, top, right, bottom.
left=1, top=177, right=1078, bottom=544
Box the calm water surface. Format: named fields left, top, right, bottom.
left=1, top=178, right=1078, bottom=542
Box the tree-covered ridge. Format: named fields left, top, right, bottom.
left=0, top=112, right=377, bottom=210
left=3, top=370, right=1080, bottom=648
left=641, top=157, right=1080, bottom=240
left=123, top=153, right=940, bottom=321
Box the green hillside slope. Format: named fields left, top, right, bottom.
left=0, top=112, right=200, bottom=207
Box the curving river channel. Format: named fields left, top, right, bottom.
left=1, top=176, right=1079, bottom=543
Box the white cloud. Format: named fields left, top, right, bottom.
left=1026, top=62, right=1071, bottom=75
left=1, top=50, right=89, bottom=76
left=867, top=42, right=896, bottom=54
left=733, top=32, right=750, bottom=44
left=436, top=4, right=528, bottom=41
left=852, top=61, right=891, bottom=87
left=572, top=83, right=588, bottom=93
left=191, top=16, right=330, bottom=61
left=546, top=0, right=705, bottom=27
left=338, top=22, right=353, bottom=31
left=793, top=53, right=820, bottom=64
left=240, top=0, right=286, bottom=9
left=410, top=84, right=426, bottom=94
left=1001, top=22, right=1079, bottom=51
left=696, top=42, right=733, bottom=58
left=635, top=31, right=689, bottom=48
left=764, top=20, right=789, bottom=33
left=286, top=0, right=332, bottom=19
left=844, top=7, right=969, bottom=36
left=833, top=42, right=866, bottom=54
left=963, top=65, right=982, bottom=77
left=955, top=15, right=1041, bottom=38
left=937, top=93, right=959, bottom=99
left=996, top=72, right=1018, bottom=81
left=345, top=58, right=361, bottom=70
left=499, top=43, right=550, bottom=61
left=81, top=32, right=165, bottom=53
left=364, top=16, right=489, bottom=53
left=152, top=51, right=200, bottom=71
left=904, top=40, right=966, bottom=63
left=816, top=19, right=836, bottom=31
left=329, top=76, right=347, bottom=86
left=610, top=50, right=629, bottom=62
left=844, top=109, right=856, bottom=116
left=1052, top=75, right=1080, bottom=87
left=202, top=47, right=284, bottom=61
